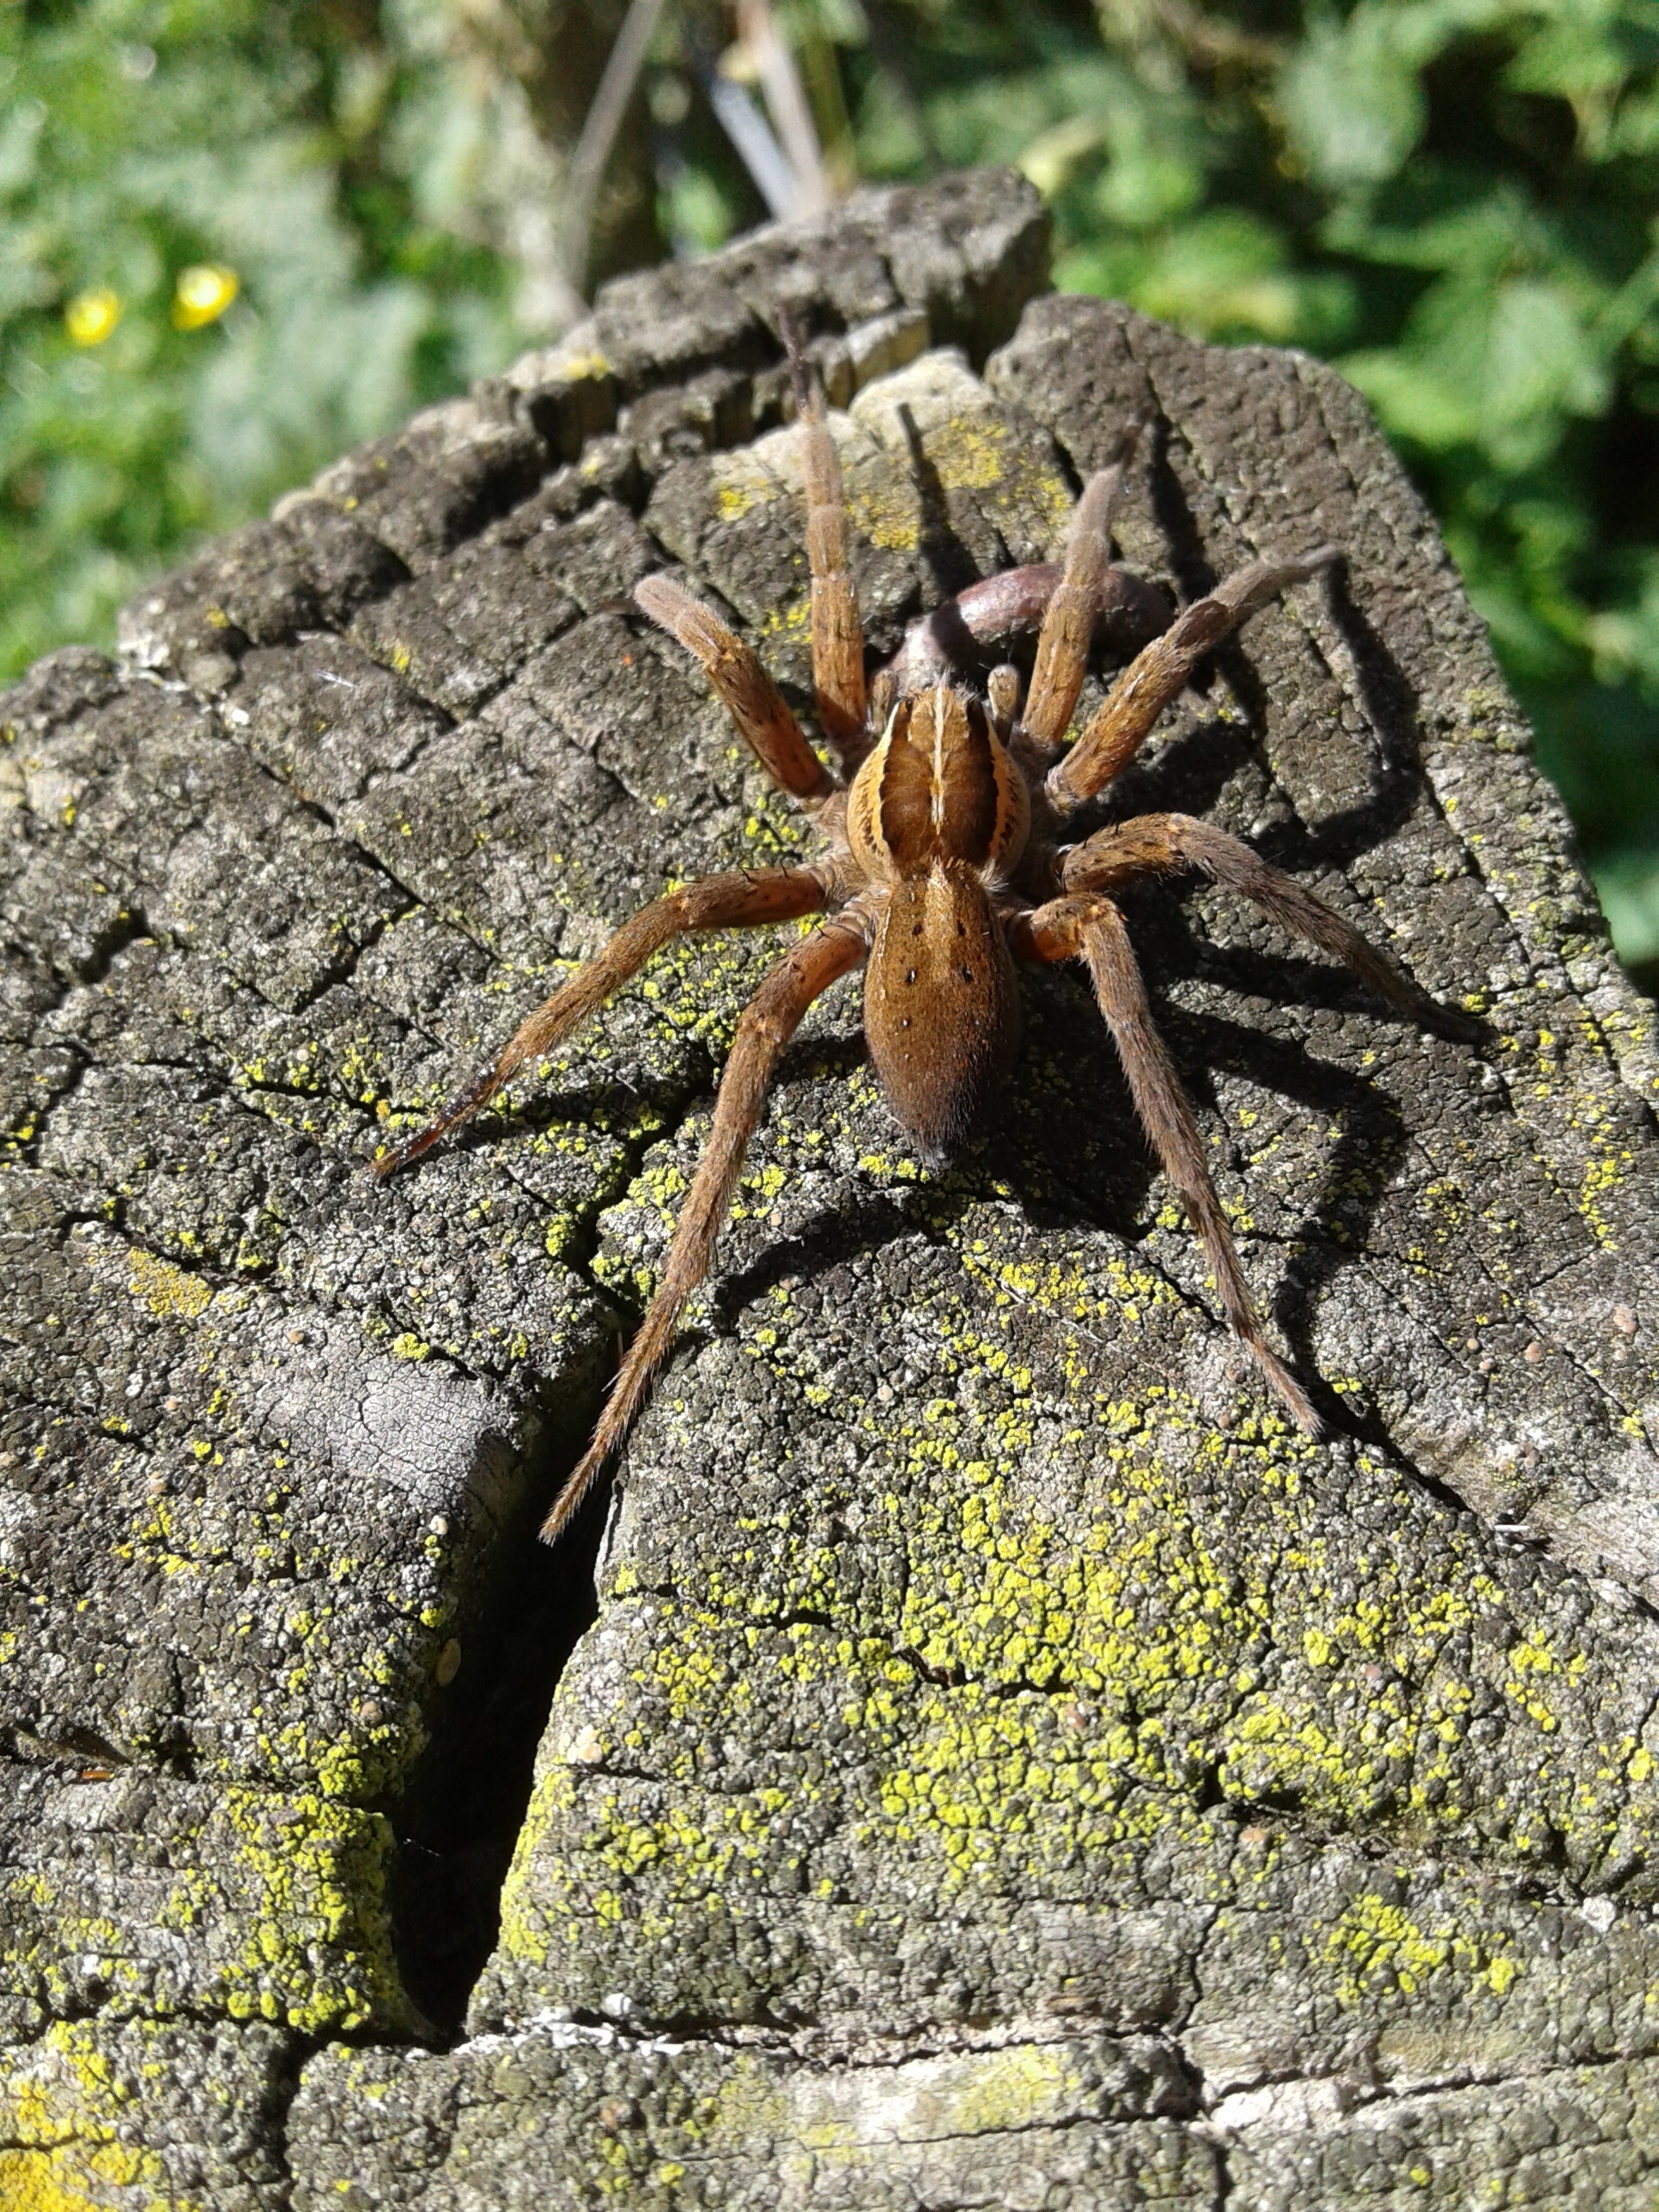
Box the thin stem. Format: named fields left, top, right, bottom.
left=738, top=0, right=831, bottom=215
left=561, top=0, right=670, bottom=296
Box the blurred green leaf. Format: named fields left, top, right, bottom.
left=0, top=0, right=528, bottom=674
left=1595, top=850, right=1659, bottom=966
left=1279, top=8, right=1430, bottom=189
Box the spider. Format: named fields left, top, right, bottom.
left=374, top=331, right=1470, bottom=1543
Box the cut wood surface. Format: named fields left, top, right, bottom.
left=4, top=167, right=1659, bottom=2209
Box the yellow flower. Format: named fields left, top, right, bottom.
left=172, top=264, right=240, bottom=331
left=64, top=288, right=122, bottom=346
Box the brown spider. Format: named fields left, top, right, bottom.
left=375, top=335, right=1468, bottom=1542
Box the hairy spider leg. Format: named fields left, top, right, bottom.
left=1047, top=549, right=1338, bottom=812
left=371, top=867, right=832, bottom=1179
left=1022, top=415, right=1147, bottom=757
left=782, top=320, right=869, bottom=773
left=635, top=572, right=837, bottom=807
left=1061, top=811, right=1475, bottom=1036
left=1013, top=892, right=1322, bottom=1436
left=541, top=915, right=870, bottom=1541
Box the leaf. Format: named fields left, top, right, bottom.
left=1591, top=849, right=1659, bottom=964
left=1484, top=277, right=1610, bottom=460
left=1278, top=9, right=1428, bottom=189
left=1340, top=346, right=1483, bottom=449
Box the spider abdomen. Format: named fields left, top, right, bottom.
left=865, top=862, right=1020, bottom=1159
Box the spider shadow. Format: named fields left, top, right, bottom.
left=416, top=1054, right=720, bottom=1189
left=703, top=916, right=1414, bottom=1439
left=1006, top=923, right=1413, bottom=1435
left=896, top=400, right=991, bottom=605
left=1140, top=417, right=1428, bottom=872
left=1132, top=945, right=1413, bottom=1420
left=1084, top=708, right=1258, bottom=838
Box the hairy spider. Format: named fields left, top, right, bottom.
left=375, top=334, right=1469, bottom=1542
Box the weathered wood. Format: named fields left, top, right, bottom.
left=4, top=167, right=1659, bottom=2209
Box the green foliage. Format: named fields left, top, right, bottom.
left=5, top=0, right=1659, bottom=978
left=0, top=0, right=528, bottom=678
left=815, top=0, right=1659, bottom=970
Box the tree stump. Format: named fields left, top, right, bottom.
left=5, top=167, right=1659, bottom=2209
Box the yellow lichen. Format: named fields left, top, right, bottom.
left=123, top=1249, right=212, bottom=1322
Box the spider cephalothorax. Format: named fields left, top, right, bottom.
left=375, top=328, right=1470, bottom=1541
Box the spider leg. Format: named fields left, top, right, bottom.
left=783, top=322, right=869, bottom=775
left=1023, top=415, right=1147, bottom=755
left=371, top=866, right=834, bottom=1180
left=541, top=914, right=870, bottom=1540
left=1061, top=811, right=1474, bottom=1036
left=635, top=572, right=837, bottom=808
left=1047, top=548, right=1337, bottom=814
left=1012, top=892, right=1321, bottom=1436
